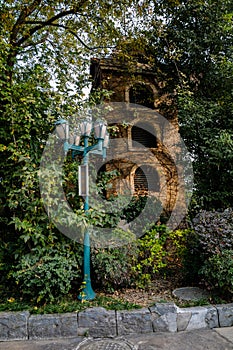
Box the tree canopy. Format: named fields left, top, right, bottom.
left=148, top=0, right=233, bottom=210
left=0, top=0, right=140, bottom=273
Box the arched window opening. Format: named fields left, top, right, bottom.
left=129, top=83, right=155, bottom=109
left=132, top=123, right=157, bottom=148
left=134, top=167, right=147, bottom=194
left=134, top=165, right=160, bottom=194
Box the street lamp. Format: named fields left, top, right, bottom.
left=55, top=116, right=109, bottom=301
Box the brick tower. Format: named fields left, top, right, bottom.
left=90, top=53, right=185, bottom=226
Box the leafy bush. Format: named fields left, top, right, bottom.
left=199, top=250, right=233, bottom=297
left=121, top=196, right=147, bottom=223
left=190, top=209, right=233, bottom=297
left=193, top=208, right=233, bottom=257
left=91, top=229, right=137, bottom=292
left=132, top=225, right=189, bottom=287
left=91, top=225, right=191, bottom=291
left=180, top=229, right=203, bottom=284
left=121, top=195, right=163, bottom=233
left=10, top=244, right=83, bottom=304
left=164, top=229, right=191, bottom=271
left=133, top=226, right=167, bottom=287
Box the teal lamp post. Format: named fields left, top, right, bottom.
left=55, top=117, right=109, bottom=301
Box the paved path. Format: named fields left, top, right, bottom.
left=0, top=327, right=232, bottom=350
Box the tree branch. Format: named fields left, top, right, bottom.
left=46, top=23, right=115, bottom=51
left=21, top=32, right=49, bottom=49
left=15, top=0, right=88, bottom=48
left=11, top=0, right=43, bottom=44
left=20, top=20, right=115, bottom=51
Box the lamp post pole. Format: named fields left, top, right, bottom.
left=81, top=135, right=95, bottom=301
left=55, top=117, right=109, bottom=301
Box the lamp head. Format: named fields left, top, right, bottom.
left=80, top=118, right=93, bottom=137
left=69, top=127, right=81, bottom=146
left=103, top=132, right=110, bottom=148
left=55, top=119, right=69, bottom=141
left=94, top=120, right=107, bottom=140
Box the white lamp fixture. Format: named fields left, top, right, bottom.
left=55, top=119, right=69, bottom=141
left=74, top=134, right=81, bottom=146
left=94, top=120, right=107, bottom=140
left=103, top=132, right=110, bottom=148
left=71, top=127, right=81, bottom=146
left=80, top=118, right=93, bottom=137
left=68, top=133, right=75, bottom=144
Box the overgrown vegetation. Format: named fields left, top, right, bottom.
left=0, top=0, right=232, bottom=309
left=1, top=215, right=232, bottom=308
left=190, top=209, right=233, bottom=299
left=0, top=295, right=142, bottom=314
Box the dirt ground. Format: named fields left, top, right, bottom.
left=100, top=275, right=183, bottom=307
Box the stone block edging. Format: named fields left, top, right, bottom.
left=0, top=303, right=232, bottom=341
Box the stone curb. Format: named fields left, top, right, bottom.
left=0, top=303, right=232, bottom=341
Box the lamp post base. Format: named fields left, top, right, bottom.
left=78, top=280, right=96, bottom=301
left=78, top=231, right=96, bottom=301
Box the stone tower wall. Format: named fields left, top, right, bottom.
left=90, top=57, right=185, bottom=224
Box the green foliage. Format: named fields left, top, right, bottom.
left=178, top=93, right=233, bottom=210
left=0, top=0, right=140, bottom=304
left=1, top=0, right=232, bottom=304
left=164, top=228, right=191, bottom=270
left=183, top=209, right=233, bottom=297
left=200, top=250, right=233, bottom=297
left=171, top=1, right=233, bottom=210
left=133, top=227, right=167, bottom=287
left=0, top=294, right=141, bottom=314
left=176, top=298, right=211, bottom=309
left=180, top=229, right=202, bottom=284
left=121, top=195, right=163, bottom=235
left=143, top=0, right=233, bottom=210
left=193, top=209, right=233, bottom=257
left=91, top=230, right=138, bottom=292
left=121, top=196, right=147, bottom=223
left=133, top=225, right=189, bottom=287
left=9, top=244, right=83, bottom=304
left=96, top=168, right=163, bottom=231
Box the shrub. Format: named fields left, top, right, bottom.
left=132, top=226, right=167, bottom=287
left=181, top=229, right=203, bottom=284
left=164, top=228, right=191, bottom=271
left=121, top=196, right=147, bottom=223
left=199, top=250, right=233, bottom=297
left=191, top=209, right=233, bottom=297
left=121, top=195, right=163, bottom=234
left=132, top=225, right=190, bottom=287
left=91, top=229, right=137, bottom=292
left=91, top=246, right=135, bottom=292
left=193, top=208, right=233, bottom=257
left=10, top=244, right=83, bottom=304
